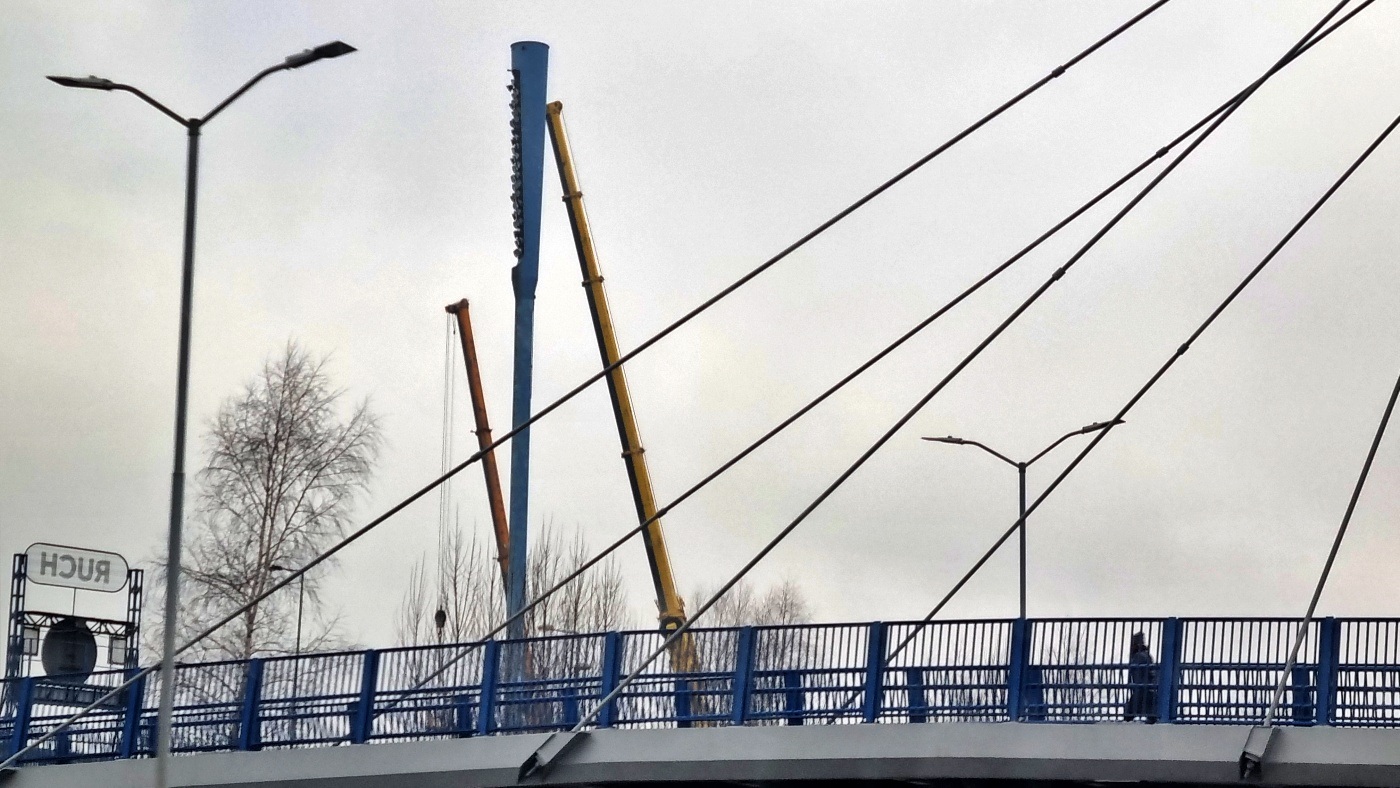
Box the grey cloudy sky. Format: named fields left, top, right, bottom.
left=5, top=1, right=1400, bottom=653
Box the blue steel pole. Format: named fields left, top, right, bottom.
left=506, top=41, right=549, bottom=646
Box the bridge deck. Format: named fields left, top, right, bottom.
left=5, top=617, right=1400, bottom=769
left=6, top=722, right=1400, bottom=787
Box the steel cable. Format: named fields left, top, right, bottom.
left=1259, top=364, right=1400, bottom=729
left=901, top=15, right=1400, bottom=714
left=0, top=4, right=1171, bottom=768
left=388, top=0, right=1378, bottom=706
left=519, top=1, right=1355, bottom=765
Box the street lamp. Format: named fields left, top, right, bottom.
left=269, top=564, right=306, bottom=743
left=49, top=41, right=355, bottom=786
left=268, top=565, right=306, bottom=658
left=922, top=418, right=1122, bottom=620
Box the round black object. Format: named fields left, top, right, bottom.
left=42, top=617, right=98, bottom=683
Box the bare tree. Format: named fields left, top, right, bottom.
left=679, top=579, right=815, bottom=722
left=397, top=518, right=632, bottom=647
left=687, top=578, right=813, bottom=629
left=150, top=342, right=382, bottom=665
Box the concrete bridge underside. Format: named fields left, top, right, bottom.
left=5, top=723, right=1400, bottom=788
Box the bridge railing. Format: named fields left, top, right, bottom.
left=6, top=616, right=1400, bottom=765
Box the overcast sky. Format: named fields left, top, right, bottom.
left=5, top=1, right=1400, bottom=658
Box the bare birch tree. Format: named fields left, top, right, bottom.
left=151, top=342, right=382, bottom=665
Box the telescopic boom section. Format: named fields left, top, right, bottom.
left=446, top=299, right=512, bottom=593
left=545, top=102, right=690, bottom=635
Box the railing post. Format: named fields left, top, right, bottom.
left=905, top=668, right=928, bottom=724
left=119, top=670, right=146, bottom=758
left=52, top=728, right=71, bottom=763
left=1290, top=665, right=1313, bottom=724
left=237, top=659, right=265, bottom=752
left=351, top=650, right=378, bottom=744
left=862, top=622, right=885, bottom=723
left=730, top=627, right=756, bottom=726
left=1006, top=618, right=1030, bottom=722
left=8, top=677, right=34, bottom=761
left=1316, top=617, right=1339, bottom=726
left=561, top=685, right=580, bottom=728
left=783, top=669, right=805, bottom=725
left=597, top=632, right=623, bottom=729
left=476, top=640, right=501, bottom=736
left=454, top=694, right=475, bottom=737
left=1156, top=617, right=1180, bottom=724
left=674, top=677, right=693, bottom=728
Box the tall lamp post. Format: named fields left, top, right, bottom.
left=269, top=564, right=305, bottom=742
left=922, top=419, right=1122, bottom=619
left=268, top=565, right=306, bottom=658
left=49, top=41, right=355, bottom=786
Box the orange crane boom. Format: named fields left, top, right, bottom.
left=446, top=299, right=511, bottom=593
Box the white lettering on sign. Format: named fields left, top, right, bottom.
left=23, top=543, right=128, bottom=593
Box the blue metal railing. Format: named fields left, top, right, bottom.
left=7, top=616, right=1400, bottom=765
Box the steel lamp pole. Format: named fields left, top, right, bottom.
left=269, top=564, right=306, bottom=742
left=268, top=565, right=306, bottom=658
left=48, top=41, right=355, bottom=787
left=922, top=418, right=1122, bottom=619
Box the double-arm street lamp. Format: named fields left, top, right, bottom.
left=49, top=41, right=355, bottom=786
left=923, top=419, right=1122, bottom=620
left=268, top=564, right=306, bottom=740
left=267, top=565, right=307, bottom=659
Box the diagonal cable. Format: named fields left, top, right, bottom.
left=386, top=0, right=1380, bottom=705
left=906, top=25, right=1400, bottom=696
left=0, top=3, right=1170, bottom=767
left=517, top=3, right=1355, bottom=773
left=1260, top=367, right=1400, bottom=729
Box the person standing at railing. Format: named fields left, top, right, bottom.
left=1124, top=632, right=1158, bottom=723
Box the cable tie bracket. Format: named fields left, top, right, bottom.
left=1050, top=267, right=1066, bottom=281
left=562, top=191, right=583, bottom=201
left=519, top=730, right=587, bottom=782
left=1050, top=65, right=1067, bottom=78
left=1239, top=725, right=1275, bottom=780
left=1177, top=343, right=1191, bottom=356
left=581, top=276, right=604, bottom=286
left=622, top=447, right=646, bottom=459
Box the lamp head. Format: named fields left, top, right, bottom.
left=283, top=41, right=357, bottom=70
left=48, top=75, right=117, bottom=91
left=1078, top=419, right=1123, bottom=434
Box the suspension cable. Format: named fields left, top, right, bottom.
left=0, top=2, right=1171, bottom=766
left=1261, top=369, right=1400, bottom=728
left=281, top=0, right=1384, bottom=709
left=911, top=20, right=1399, bottom=678
left=515, top=4, right=1355, bottom=766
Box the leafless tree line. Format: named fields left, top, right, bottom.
left=396, top=519, right=631, bottom=648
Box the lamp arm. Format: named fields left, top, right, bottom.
left=111, top=84, right=189, bottom=126
left=958, top=439, right=1018, bottom=468
left=201, top=64, right=284, bottom=124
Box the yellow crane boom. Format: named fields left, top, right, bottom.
left=544, top=101, right=692, bottom=638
